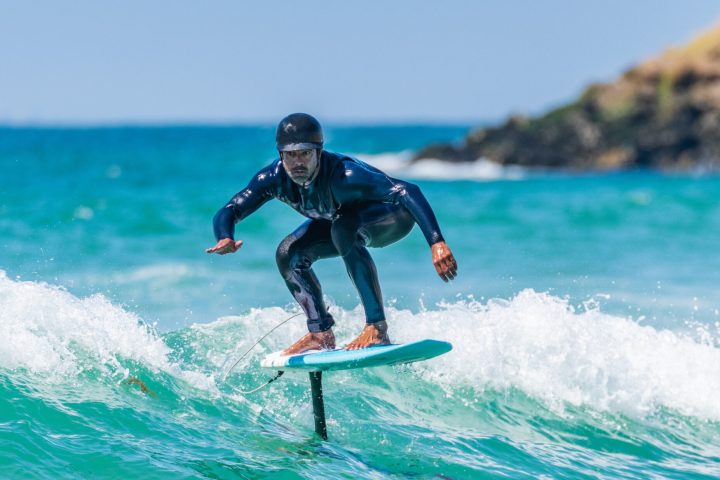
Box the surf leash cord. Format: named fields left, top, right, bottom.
left=222, top=312, right=304, bottom=394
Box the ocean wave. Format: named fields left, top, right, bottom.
left=0, top=271, right=215, bottom=394
left=201, top=291, right=720, bottom=421
left=2, top=271, right=719, bottom=422
left=354, top=152, right=525, bottom=181
left=2, top=272, right=720, bottom=478
left=392, top=290, right=720, bottom=421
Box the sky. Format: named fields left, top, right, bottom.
left=2, top=1, right=720, bottom=125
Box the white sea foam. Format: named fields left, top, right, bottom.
left=355, top=152, right=525, bottom=181
left=0, top=271, right=169, bottom=378
left=0, top=271, right=215, bottom=392
left=388, top=290, right=720, bottom=421
left=3, top=270, right=718, bottom=420
left=198, top=290, right=720, bottom=420
left=353, top=151, right=415, bottom=173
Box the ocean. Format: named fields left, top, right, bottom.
left=1, top=125, right=719, bottom=479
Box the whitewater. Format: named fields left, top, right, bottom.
left=2, top=271, right=719, bottom=478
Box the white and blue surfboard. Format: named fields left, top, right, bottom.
left=260, top=339, right=452, bottom=372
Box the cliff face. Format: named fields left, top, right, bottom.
left=416, top=26, right=720, bottom=170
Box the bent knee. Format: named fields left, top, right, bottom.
left=276, top=237, right=315, bottom=276
left=275, top=236, right=297, bottom=273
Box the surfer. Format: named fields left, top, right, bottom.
left=207, top=113, right=457, bottom=354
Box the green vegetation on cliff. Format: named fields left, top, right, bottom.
left=416, top=25, right=720, bottom=170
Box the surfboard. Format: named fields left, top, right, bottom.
left=260, top=339, right=452, bottom=372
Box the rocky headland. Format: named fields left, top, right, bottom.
left=415, top=25, right=720, bottom=171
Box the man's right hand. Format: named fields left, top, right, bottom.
left=205, top=238, right=243, bottom=255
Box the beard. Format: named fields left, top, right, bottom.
left=289, top=168, right=309, bottom=182
left=282, top=150, right=319, bottom=185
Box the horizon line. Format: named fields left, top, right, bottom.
left=0, top=118, right=494, bottom=129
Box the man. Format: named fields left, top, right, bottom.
left=206, top=113, right=458, bottom=354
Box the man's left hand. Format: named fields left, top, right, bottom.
left=431, top=241, right=458, bottom=282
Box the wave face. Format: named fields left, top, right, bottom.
left=2, top=274, right=719, bottom=479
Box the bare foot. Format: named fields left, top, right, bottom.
left=282, top=330, right=335, bottom=355
left=345, top=321, right=391, bottom=350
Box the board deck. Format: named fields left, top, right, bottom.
left=260, top=339, right=452, bottom=372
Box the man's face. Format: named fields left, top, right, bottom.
left=282, top=149, right=319, bottom=185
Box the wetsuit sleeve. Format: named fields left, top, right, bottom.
left=213, top=166, right=277, bottom=240
left=331, top=162, right=445, bottom=246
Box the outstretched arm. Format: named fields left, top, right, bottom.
left=206, top=164, right=277, bottom=255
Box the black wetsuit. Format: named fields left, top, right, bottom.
left=213, top=150, right=445, bottom=332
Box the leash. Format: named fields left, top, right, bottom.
left=222, top=312, right=303, bottom=394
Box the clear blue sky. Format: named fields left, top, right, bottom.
left=2, top=1, right=719, bottom=124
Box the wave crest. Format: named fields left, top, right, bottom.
left=0, top=271, right=169, bottom=380
left=392, top=290, right=720, bottom=420
left=355, top=152, right=525, bottom=181
left=2, top=271, right=718, bottom=420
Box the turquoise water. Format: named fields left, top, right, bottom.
left=2, top=126, right=720, bottom=478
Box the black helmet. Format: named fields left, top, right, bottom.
left=276, top=113, right=324, bottom=152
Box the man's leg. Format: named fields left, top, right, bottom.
left=331, top=205, right=415, bottom=349
left=276, top=219, right=340, bottom=354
